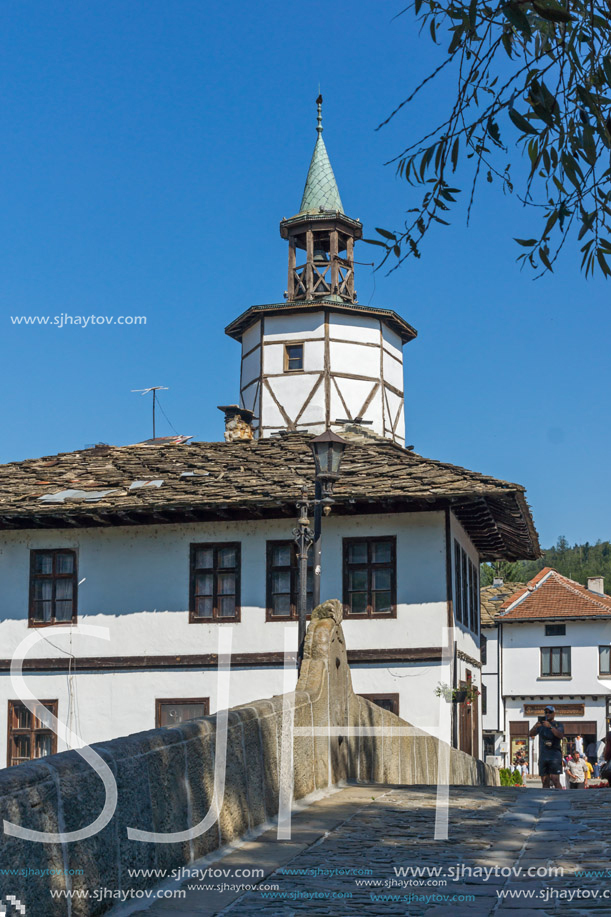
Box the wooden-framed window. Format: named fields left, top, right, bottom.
left=461, top=549, right=468, bottom=625
left=359, top=693, right=399, bottom=716
left=7, top=700, right=57, bottom=767
left=453, top=540, right=479, bottom=635
left=155, top=698, right=210, bottom=728
left=454, top=540, right=463, bottom=624
left=266, top=540, right=313, bottom=620
left=343, top=537, right=396, bottom=618
left=469, top=558, right=479, bottom=634
left=599, top=646, right=611, bottom=676
left=480, top=633, right=487, bottom=666
left=284, top=343, right=304, bottom=372
left=190, top=543, right=240, bottom=622
left=29, top=550, right=77, bottom=627
left=541, top=646, right=571, bottom=676
left=481, top=684, right=487, bottom=716
left=545, top=623, right=566, bottom=636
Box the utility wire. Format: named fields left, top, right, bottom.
left=156, top=393, right=180, bottom=436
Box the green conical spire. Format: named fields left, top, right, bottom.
left=299, top=95, right=344, bottom=214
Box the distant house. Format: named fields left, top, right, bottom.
left=482, top=569, right=611, bottom=768
left=0, top=100, right=540, bottom=769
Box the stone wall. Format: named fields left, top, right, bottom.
left=0, top=602, right=497, bottom=915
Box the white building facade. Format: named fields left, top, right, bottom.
left=0, top=100, right=540, bottom=769
left=482, top=569, right=611, bottom=768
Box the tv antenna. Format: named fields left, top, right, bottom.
left=131, top=386, right=168, bottom=440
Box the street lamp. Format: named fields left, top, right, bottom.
left=309, top=430, right=348, bottom=609
left=294, top=430, right=348, bottom=665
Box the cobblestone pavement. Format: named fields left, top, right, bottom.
left=127, top=784, right=611, bottom=917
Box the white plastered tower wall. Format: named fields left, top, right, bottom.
left=238, top=310, right=406, bottom=445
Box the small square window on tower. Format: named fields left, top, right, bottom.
left=284, top=343, right=303, bottom=372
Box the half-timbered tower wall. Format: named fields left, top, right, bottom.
left=239, top=309, right=406, bottom=444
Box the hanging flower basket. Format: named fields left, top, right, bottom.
left=434, top=682, right=480, bottom=704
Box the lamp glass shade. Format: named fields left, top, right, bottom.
left=310, top=431, right=347, bottom=477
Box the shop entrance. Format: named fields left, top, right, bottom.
left=559, top=720, right=597, bottom=758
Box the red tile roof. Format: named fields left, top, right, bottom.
left=497, top=567, right=611, bottom=620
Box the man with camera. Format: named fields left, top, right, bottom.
left=529, top=705, right=565, bottom=788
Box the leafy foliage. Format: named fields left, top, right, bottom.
left=369, top=0, right=611, bottom=276
left=481, top=536, right=611, bottom=592
left=499, top=767, right=524, bottom=785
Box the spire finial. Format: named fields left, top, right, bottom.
left=316, top=92, right=323, bottom=134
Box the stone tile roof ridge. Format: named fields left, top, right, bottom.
left=480, top=582, right=527, bottom=626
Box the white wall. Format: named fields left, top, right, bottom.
left=481, top=626, right=503, bottom=733
left=0, top=667, right=293, bottom=762
left=502, top=619, right=611, bottom=696
left=240, top=311, right=407, bottom=444
left=0, top=510, right=453, bottom=764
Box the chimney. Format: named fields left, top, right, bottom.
left=217, top=405, right=254, bottom=443
left=587, top=576, right=605, bottom=596
left=493, top=577, right=504, bottom=587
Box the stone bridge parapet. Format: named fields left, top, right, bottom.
left=0, top=600, right=497, bottom=915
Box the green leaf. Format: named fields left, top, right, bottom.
left=448, top=24, right=464, bottom=55
left=363, top=238, right=390, bottom=247
left=514, top=238, right=538, bottom=246
left=603, top=56, right=611, bottom=88
left=468, top=0, right=478, bottom=28
left=508, top=108, right=538, bottom=135
left=544, top=210, right=559, bottom=234
left=576, top=85, right=599, bottom=117
left=502, top=2, right=531, bottom=36
left=539, top=246, right=553, bottom=271
left=596, top=249, right=611, bottom=277
left=561, top=152, right=584, bottom=191
left=501, top=28, right=514, bottom=57
left=375, top=228, right=397, bottom=241
left=532, top=0, right=574, bottom=22
left=582, top=124, right=597, bottom=166
left=451, top=137, right=460, bottom=170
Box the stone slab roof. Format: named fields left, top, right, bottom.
left=496, top=567, right=611, bottom=620
left=480, top=582, right=527, bottom=626
left=0, top=433, right=540, bottom=560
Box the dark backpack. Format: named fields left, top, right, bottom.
left=600, top=760, right=611, bottom=782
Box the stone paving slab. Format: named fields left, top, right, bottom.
left=117, top=785, right=611, bottom=917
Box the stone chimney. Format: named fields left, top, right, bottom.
left=587, top=576, right=605, bottom=596
left=217, top=405, right=254, bottom=443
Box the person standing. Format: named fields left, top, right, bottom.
left=565, top=751, right=587, bottom=789
left=529, top=706, right=565, bottom=789
left=575, top=734, right=584, bottom=756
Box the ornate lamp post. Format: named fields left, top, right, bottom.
left=294, top=430, right=348, bottom=665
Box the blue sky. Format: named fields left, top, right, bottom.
left=1, top=1, right=608, bottom=549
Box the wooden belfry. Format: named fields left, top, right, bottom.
left=280, top=96, right=362, bottom=303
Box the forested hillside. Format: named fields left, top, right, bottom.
left=481, top=538, right=611, bottom=596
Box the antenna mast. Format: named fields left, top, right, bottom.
left=131, top=386, right=168, bottom=440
